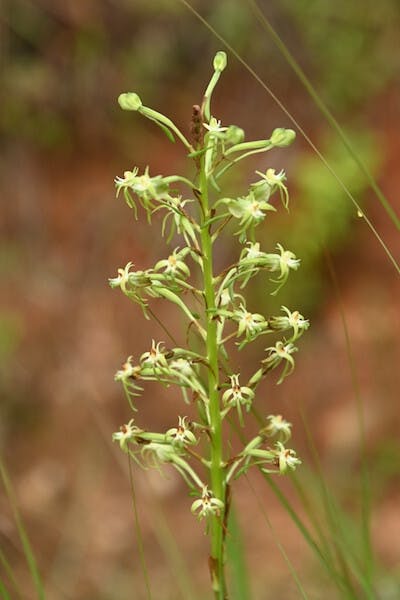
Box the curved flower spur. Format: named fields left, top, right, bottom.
left=110, top=51, right=308, bottom=599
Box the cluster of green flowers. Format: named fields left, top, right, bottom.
left=110, top=52, right=307, bottom=589
left=113, top=410, right=300, bottom=520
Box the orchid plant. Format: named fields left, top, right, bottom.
left=110, top=51, right=308, bottom=599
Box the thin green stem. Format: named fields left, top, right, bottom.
left=127, top=456, right=152, bottom=600
left=324, top=248, right=374, bottom=592
left=199, top=155, right=227, bottom=600
left=0, top=548, right=23, bottom=599
left=0, top=579, right=11, bottom=600
left=0, top=454, right=45, bottom=600
left=173, top=456, right=204, bottom=488
left=215, top=146, right=273, bottom=179
left=141, top=106, right=193, bottom=150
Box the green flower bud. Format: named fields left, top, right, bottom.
left=118, top=92, right=142, bottom=111
left=275, top=442, right=301, bottom=474
left=225, top=125, right=245, bottom=145
left=213, top=51, right=227, bottom=72
left=270, top=128, right=296, bottom=147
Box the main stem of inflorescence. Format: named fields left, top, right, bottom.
left=110, top=51, right=307, bottom=600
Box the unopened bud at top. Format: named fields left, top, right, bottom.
left=118, top=92, right=143, bottom=111
left=213, top=51, right=227, bottom=72
left=270, top=128, right=296, bottom=147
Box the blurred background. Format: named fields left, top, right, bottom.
left=1, top=1, right=400, bottom=598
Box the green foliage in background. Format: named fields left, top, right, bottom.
left=2, top=0, right=399, bottom=147
left=282, top=0, right=400, bottom=112
left=255, top=130, right=379, bottom=314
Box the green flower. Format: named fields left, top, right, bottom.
left=274, top=442, right=301, bottom=474
left=277, top=244, right=301, bottom=275
left=233, top=305, right=268, bottom=347
left=160, top=196, right=199, bottom=247
left=241, top=242, right=264, bottom=261
left=115, top=167, right=173, bottom=221
left=267, top=244, right=301, bottom=295
left=203, top=117, right=228, bottom=137
left=191, top=486, right=224, bottom=520
left=166, top=416, right=197, bottom=447
left=154, top=247, right=190, bottom=279
left=115, top=166, right=169, bottom=202
left=262, top=415, right=292, bottom=443
left=114, top=356, right=141, bottom=383
left=112, top=419, right=143, bottom=453
left=140, top=340, right=168, bottom=369
left=255, top=168, right=289, bottom=209
left=108, top=262, right=134, bottom=294
left=269, top=306, right=309, bottom=340
left=226, top=192, right=275, bottom=241
left=263, top=341, right=298, bottom=384
left=222, top=374, right=255, bottom=425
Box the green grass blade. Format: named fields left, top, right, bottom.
left=226, top=503, right=252, bottom=600
left=289, top=474, right=337, bottom=569
left=245, top=476, right=310, bottom=600
left=150, top=509, right=198, bottom=600
left=85, top=396, right=197, bottom=599
left=324, top=248, right=374, bottom=589
left=299, top=411, right=375, bottom=599
left=247, top=0, right=400, bottom=230
left=0, top=547, right=23, bottom=599
left=178, top=0, right=400, bottom=277
left=263, top=473, right=354, bottom=599
left=0, top=454, right=45, bottom=600
left=0, top=579, right=12, bottom=600
left=230, top=413, right=352, bottom=597
left=127, top=456, right=153, bottom=600
left=251, top=407, right=356, bottom=595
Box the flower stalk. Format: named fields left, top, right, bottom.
left=199, top=152, right=227, bottom=598
left=111, top=51, right=306, bottom=599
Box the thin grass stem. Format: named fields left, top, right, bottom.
left=0, top=579, right=11, bottom=600
left=0, top=454, right=45, bottom=600
left=245, top=475, right=310, bottom=600
left=127, top=455, right=153, bottom=600
left=0, top=548, right=23, bottom=599
left=323, top=248, right=374, bottom=590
